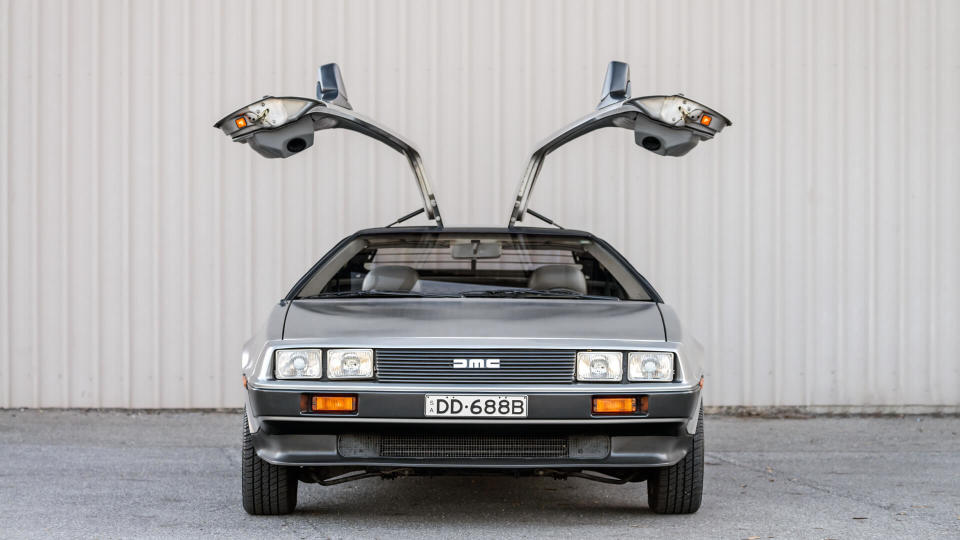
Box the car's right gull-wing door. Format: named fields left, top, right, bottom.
left=214, top=63, right=443, bottom=227
left=509, top=61, right=732, bottom=227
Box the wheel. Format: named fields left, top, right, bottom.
left=646, top=405, right=704, bottom=514
left=241, top=410, right=298, bottom=515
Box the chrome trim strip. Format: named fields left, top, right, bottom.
left=248, top=381, right=698, bottom=393
left=258, top=416, right=687, bottom=425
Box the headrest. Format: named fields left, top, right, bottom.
left=527, top=264, right=587, bottom=295
left=361, top=265, right=420, bottom=292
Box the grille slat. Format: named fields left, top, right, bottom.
left=382, top=352, right=569, bottom=360
left=376, top=360, right=572, bottom=364
left=382, top=434, right=568, bottom=458
left=377, top=371, right=571, bottom=374
left=337, top=434, right=611, bottom=459
left=375, top=349, right=576, bottom=384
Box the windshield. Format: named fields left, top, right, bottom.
left=294, top=233, right=653, bottom=301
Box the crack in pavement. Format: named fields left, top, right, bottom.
left=706, top=451, right=947, bottom=525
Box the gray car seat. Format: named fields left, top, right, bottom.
left=527, top=264, right=587, bottom=294
left=362, top=265, right=420, bottom=292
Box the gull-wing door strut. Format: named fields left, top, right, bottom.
left=214, top=63, right=443, bottom=227
left=509, top=61, right=731, bottom=227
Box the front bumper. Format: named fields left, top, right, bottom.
left=246, top=385, right=701, bottom=469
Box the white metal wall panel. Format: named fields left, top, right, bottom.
left=1, top=0, right=957, bottom=408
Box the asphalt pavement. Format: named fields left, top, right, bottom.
left=0, top=410, right=957, bottom=539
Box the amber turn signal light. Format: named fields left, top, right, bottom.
left=700, top=114, right=712, bottom=127
left=304, top=394, right=357, bottom=413
left=593, top=396, right=637, bottom=414
left=234, top=116, right=247, bottom=129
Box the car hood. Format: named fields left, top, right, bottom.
left=283, top=299, right=665, bottom=341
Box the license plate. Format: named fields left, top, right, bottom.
left=424, top=395, right=528, bottom=418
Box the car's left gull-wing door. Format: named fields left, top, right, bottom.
left=214, top=63, right=443, bottom=227
left=509, top=61, right=731, bottom=227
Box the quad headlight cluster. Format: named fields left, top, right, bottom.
left=273, top=348, right=671, bottom=382
left=576, top=351, right=675, bottom=382
left=274, top=348, right=373, bottom=380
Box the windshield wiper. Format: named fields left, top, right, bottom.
left=298, top=289, right=456, bottom=299
left=459, top=288, right=618, bottom=300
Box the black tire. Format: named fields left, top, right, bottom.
left=646, top=405, right=704, bottom=514
left=242, top=410, right=298, bottom=515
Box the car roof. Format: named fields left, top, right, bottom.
left=348, top=226, right=599, bottom=239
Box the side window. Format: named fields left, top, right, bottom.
left=321, top=250, right=372, bottom=293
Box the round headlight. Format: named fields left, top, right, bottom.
left=641, top=358, right=659, bottom=377
left=591, top=358, right=610, bottom=376
left=341, top=354, right=361, bottom=376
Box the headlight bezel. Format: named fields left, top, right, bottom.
left=575, top=351, right=624, bottom=382
left=274, top=348, right=323, bottom=380
left=326, top=348, right=375, bottom=380
left=627, top=351, right=676, bottom=382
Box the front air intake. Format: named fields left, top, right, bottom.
left=338, top=434, right=610, bottom=459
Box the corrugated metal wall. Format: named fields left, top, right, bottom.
left=1, top=0, right=958, bottom=409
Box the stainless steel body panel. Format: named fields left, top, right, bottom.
left=283, top=298, right=666, bottom=341
left=241, top=227, right=706, bottom=467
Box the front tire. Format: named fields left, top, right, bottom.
left=241, top=410, right=298, bottom=515
left=646, top=405, right=704, bottom=514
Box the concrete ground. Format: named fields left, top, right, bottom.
left=0, top=411, right=957, bottom=539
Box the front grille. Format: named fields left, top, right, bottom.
left=375, top=349, right=576, bottom=384
left=382, top=434, right=568, bottom=458
left=338, top=433, right=609, bottom=459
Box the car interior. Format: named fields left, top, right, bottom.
left=300, top=234, right=646, bottom=299
left=360, top=263, right=589, bottom=295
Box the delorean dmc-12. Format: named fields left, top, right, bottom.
left=214, top=61, right=730, bottom=515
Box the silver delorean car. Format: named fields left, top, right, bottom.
left=215, top=62, right=729, bottom=515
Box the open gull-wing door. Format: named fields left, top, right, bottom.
left=214, top=63, right=443, bottom=227
left=509, top=61, right=731, bottom=227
